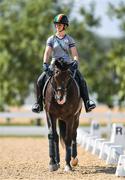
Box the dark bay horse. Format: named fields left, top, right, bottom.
left=44, top=59, right=82, bottom=171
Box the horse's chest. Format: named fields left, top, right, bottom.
left=50, top=102, right=76, bottom=117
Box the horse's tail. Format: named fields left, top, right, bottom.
left=58, top=120, right=66, bottom=148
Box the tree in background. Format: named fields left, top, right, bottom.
left=0, top=0, right=124, bottom=110
left=69, top=2, right=118, bottom=108
left=0, top=0, right=72, bottom=110
left=106, top=2, right=125, bottom=107
left=69, top=2, right=125, bottom=108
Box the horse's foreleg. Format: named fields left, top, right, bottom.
left=48, top=132, right=55, bottom=163
left=71, top=125, right=77, bottom=159
left=48, top=131, right=59, bottom=171
left=71, top=140, right=77, bottom=158
left=54, top=132, right=60, bottom=167
left=71, top=140, right=78, bottom=167
left=65, top=146, right=72, bottom=172
left=46, top=112, right=59, bottom=172
left=71, top=120, right=79, bottom=166
left=64, top=123, right=72, bottom=171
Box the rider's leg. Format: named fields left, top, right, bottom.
left=32, top=72, right=46, bottom=113
left=75, top=70, right=96, bottom=112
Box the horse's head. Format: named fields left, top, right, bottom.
left=52, top=58, right=71, bottom=105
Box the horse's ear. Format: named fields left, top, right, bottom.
left=54, top=58, right=69, bottom=70
left=55, top=59, right=62, bottom=69
left=55, top=59, right=59, bottom=66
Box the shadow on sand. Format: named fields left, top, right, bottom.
left=74, top=165, right=116, bottom=175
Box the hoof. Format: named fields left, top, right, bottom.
left=49, top=164, right=59, bottom=172
left=71, top=157, right=78, bottom=166
left=64, top=165, right=72, bottom=172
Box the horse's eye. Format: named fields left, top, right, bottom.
left=55, top=70, right=59, bottom=74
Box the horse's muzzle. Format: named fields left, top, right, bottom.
left=55, top=93, right=66, bottom=105
left=57, top=95, right=66, bottom=105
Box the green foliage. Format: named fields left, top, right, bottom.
left=108, top=2, right=125, bottom=32
left=106, top=2, right=125, bottom=106
left=70, top=4, right=125, bottom=108
left=107, top=40, right=125, bottom=106
left=79, top=2, right=100, bottom=27
left=0, top=0, right=125, bottom=110
left=69, top=7, right=117, bottom=107
left=0, top=0, right=72, bottom=110
left=68, top=2, right=125, bottom=108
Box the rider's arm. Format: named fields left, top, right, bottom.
left=43, top=46, right=52, bottom=64
left=70, top=46, right=79, bottom=62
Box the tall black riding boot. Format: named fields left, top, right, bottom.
left=32, top=72, right=46, bottom=113
left=75, top=70, right=96, bottom=112
left=32, top=84, right=43, bottom=113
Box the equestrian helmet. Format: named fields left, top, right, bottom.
left=53, top=14, right=69, bottom=26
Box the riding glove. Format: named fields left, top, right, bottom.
left=43, top=63, right=53, bottom=76
left=43, top=63, right=49, bottom=72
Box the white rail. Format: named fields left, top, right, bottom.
left=0, top=111, right=125, bottom=119
left=0, top=111, right=45, bottom=119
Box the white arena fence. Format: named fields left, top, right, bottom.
left=77, top=122, right=125, bottom=177
left=0, top=111, right=125, bottom=118
left=0, top=111, right=125, bottom=122
left=0, top=111, right=125, bottom=136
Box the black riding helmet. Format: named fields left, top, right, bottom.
left=53, top=14, right=69, bottom=26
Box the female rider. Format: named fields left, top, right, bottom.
left=32, top=14, right=96, bottom=113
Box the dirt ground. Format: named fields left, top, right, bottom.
left=0, top=137, right=124, bottom=180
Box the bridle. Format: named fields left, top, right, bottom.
left=50, top=68, right=73, bottom=104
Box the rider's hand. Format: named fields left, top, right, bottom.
left=43, top=63, right=53, bottom=76
left=47, top=67, right=53, bottom=76
left=43, top=63, right=49, bottom=72
left=72, top=60, right=78, bottom=70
